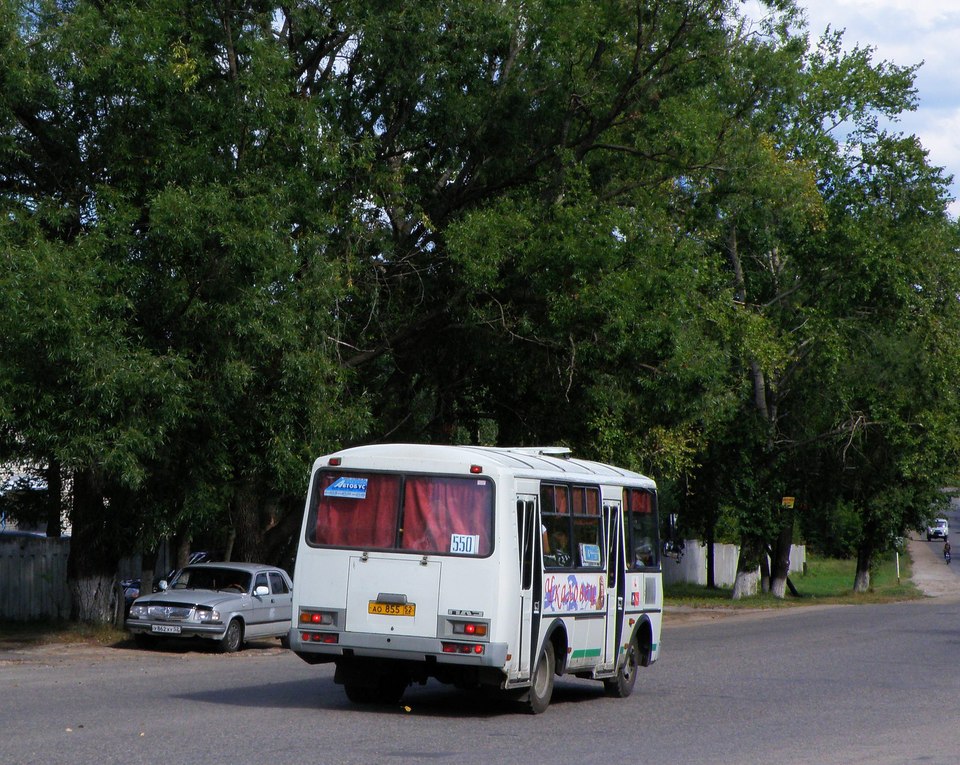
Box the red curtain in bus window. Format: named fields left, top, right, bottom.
left=542, top=485, right=569, bottom=515
left=629, top=489, right=651, bottom=514
left=571, top=486, right=600, bottom=515
left=572, top=486, right=585, bottom=514
left=401, top=476, right=493, bottom=555
left=313, top=473, right=401, bottom=548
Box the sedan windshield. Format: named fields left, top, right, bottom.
left=172, top=567, right=251, bottom=593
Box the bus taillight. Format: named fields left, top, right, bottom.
left=300, top=609, right=336, bottom=626
left=301, top=631, right=339, bottom=644
left=442, top=642, right=485, bottom=655
left=452, top=621, right=488, bottom=637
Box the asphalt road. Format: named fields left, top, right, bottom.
left=4, top=593, right=960, bottom=765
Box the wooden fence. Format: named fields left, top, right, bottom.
left=0, top=535, right=72, bottom=621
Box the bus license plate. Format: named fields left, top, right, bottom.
left=368, top=601, right=416, bottom=617
left=151, top=624, right=181, bottom=634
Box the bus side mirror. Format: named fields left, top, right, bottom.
left=662, top=513, right=683, bottom=562
left=662, top=539, right=684, bottom=562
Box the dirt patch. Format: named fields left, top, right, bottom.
left=0, top=636, right=288, bottom=666
left=906, top=534, right=960, bottom=598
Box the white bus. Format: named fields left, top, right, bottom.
left=290, top=443, right=662, bottom=713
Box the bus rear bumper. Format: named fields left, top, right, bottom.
left=291, top=629, right=509, bottom=668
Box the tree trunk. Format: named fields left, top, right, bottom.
left=112, top=580, right=126, bottom=629
left=67, top=468, right=121, bottom=623
left=232, top=482, right=265, bottom=563
left=139, top=544, right=159, bottom=597
left=223, top=528, right=236, bottom=562
left=732, top=567, right=759, bottom=599
left=70, top=574, right=117, bottom=624
left=854, top=543, right=872, bottom=593
left=705, top=517, right=716, bottom=589
left=262, top=499, right=305, bottom=571
left=175, top=533, right=192, bottom=569
left=769, top=520, right=794, bottom=598
left=732, top=537, right=761, bottom=600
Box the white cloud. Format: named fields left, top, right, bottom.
left=796, top=0, right=960, bottom=216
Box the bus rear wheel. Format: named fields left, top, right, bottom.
left=604, top=635, right=639, bottom=698
left=524, top=641, right=555, bottom=714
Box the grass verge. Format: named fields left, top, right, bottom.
left=665, top=551, right=923, bottom=608
left=0, top=619, right=128, bottom=648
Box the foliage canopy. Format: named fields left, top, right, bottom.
left=0, top=0, right=958, bottom=616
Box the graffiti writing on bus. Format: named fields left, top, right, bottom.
left=543, top=574, right=606, bottom=613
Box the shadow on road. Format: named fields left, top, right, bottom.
left=174, top=672, right=607, bottom=718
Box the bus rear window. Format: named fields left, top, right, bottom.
left=311, top=472, right=401, bottom=548
left=401, top=476, right=493, bottom=556
left=309, top=471, right=493, bottom=556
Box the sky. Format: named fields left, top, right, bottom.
left=747, top=0, right=960, bottom=219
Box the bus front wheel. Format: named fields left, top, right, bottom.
left=604, top=635, right=639, bottom=698
left=525, top=641, right=555, bottom=714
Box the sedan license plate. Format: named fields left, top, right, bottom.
left=151, top=624, right=182, bottom=634
left=368, top=601, right=415, bottom=617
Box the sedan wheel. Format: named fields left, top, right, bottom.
left=218, top=618, right=243, bottom=653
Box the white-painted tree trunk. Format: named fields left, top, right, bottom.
left=769, top=575, right=788, bottom=598
left=731, top=569, right=759, bottom=599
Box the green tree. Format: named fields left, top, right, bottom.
left=0, top=0, right=364, bottom=620
left=274, top=1, right=747, bottom=459
left=681, top=8, right=960, bottom=597
left=3, top=0, right=959, bottom=622
left=801, top=132, right=960, bottom=591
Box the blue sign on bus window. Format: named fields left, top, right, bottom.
left=579, top=543, right=602, bottom=566
left=324, top=477, right=369, bottom=499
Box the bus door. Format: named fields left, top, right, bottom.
left=603, top=501, right=624, bottom=668
left=515, top=495, right=538, bottom=678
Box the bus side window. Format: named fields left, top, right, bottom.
left=541, top=485, right=572, bottom=568
left=626, top=489, right=659, bottom=569
left=542, top=516, right=572, bottom=567
left=604, top=504, right=620, bottom=588
left=517, top=499, right=534, bottom=589
left=572, top=486, right=602, bottom=568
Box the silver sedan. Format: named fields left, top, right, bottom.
left=125, top=562, right=293, bottom=653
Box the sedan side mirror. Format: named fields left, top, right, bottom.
left=158, top=580, right=169, bottom=591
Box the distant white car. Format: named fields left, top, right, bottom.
left=125, top=562, right=293, bottom=652
left=927, top=518, right=949, bottom=541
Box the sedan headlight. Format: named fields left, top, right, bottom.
left=129, top=604, right=148, bottom=619
left=195, top=608, right=221, bottom=623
